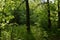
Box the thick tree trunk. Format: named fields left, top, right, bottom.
left=25, top=0, right=30, bottom=33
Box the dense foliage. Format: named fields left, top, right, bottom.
left=0, top=0, right=60, bottom=40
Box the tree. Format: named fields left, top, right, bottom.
left=47, top=0, right=51, bottom=31
left=58, top=0, right=60, bottom=28
left=25, top=0, right=30, bottom=33
left=47, top=0, right=51, bottom=40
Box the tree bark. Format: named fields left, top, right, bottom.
left=47, top=0, right=51, bottom=40
left=25, top=0, right=30, bottom=33
left=47, top=0, right=51, bottom=31
left=58, top=0, right=60, bottom=28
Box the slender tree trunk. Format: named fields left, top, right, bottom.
left=58, top=0, right=60, bottom=28
left=25, top=0, right=30, bottom=33
left=25, top=0, right=30, bottom=40
left=47, top=0, right=51, bottom=31
left=47, top=0, right=51, bottom=40
left=57, top=0, right=60, bottom=40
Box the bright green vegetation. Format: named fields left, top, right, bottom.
left=0, top=0, right=60, bottom=40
